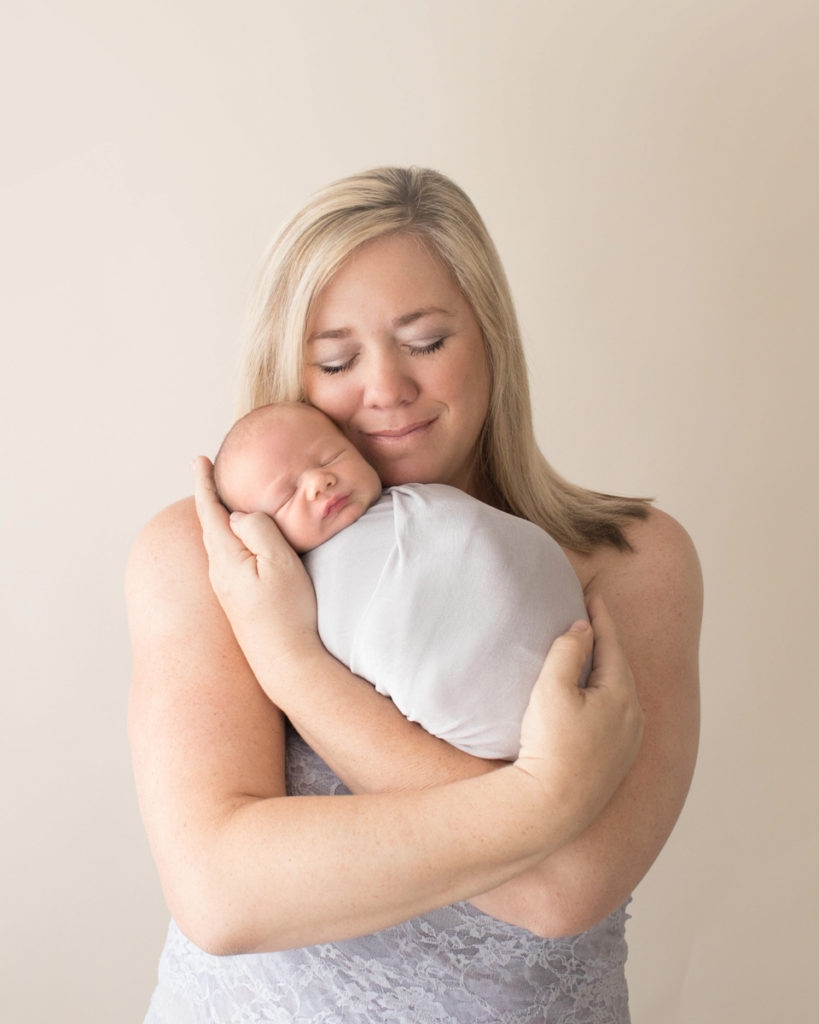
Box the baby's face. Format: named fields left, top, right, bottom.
left=230, top=406, right=382, bottom=553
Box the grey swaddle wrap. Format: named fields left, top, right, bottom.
left=303, top=483, right=589, bottom=759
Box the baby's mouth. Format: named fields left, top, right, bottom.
left=322, top=494, right=350, bottom=519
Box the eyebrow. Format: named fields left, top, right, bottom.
left=307, top=307, right=454, bottom=344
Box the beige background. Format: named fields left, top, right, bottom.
left=2, top=2, right=816, bottom=1021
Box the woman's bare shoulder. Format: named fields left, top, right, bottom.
left=627, top=506, right=699, bottom=570
left=567, top=507, right=700, bottom=611
left=126, top=496, right=217, bottom=639
left=129, top=495, right=201, bottom=564
left=593, top=508, right=702, bottom=621
left=588, top=507, right=703, bottom=724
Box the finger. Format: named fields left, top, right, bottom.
left=228, top=510, right=293, bottom=564
left=192, top=456, right=249, bottom=562
left=539, top=620, right=594, bottom=694
left=586, top=594, right=634, bottom=694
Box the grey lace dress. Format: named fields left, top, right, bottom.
left=143, top=729, right=631, bottom=1023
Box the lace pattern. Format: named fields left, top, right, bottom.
left=144, top=729, right=630, bottom=1023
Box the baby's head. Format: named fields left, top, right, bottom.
left=213, top=402, right=382, bottom=553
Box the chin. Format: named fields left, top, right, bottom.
left=379, top=467, right=435, bottom=488
left=374, top=453, right=474, bottom=492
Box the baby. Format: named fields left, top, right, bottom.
left=214, top=401, right=383, bottom=554
left=213, top=402, right=589, bottom=759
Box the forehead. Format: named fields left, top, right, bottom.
left=309, top=234, right=464, bottom=322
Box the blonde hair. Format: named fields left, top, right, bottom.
left=238, top=166, right=649, bottom=551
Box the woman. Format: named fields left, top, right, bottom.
left=127, top=167, right=701, bottom=1022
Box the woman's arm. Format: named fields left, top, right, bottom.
left=471, top=510, right=702, bottom=935
left=218, top=490, right=700, bottom=937
left=127, top=493, right=641, bottom=954
left=192, top=456, right=698, bottom=937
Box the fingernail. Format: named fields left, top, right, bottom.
left=569, top=620, right=590, bottom=633
left=230, top=512, right=246, bottom=522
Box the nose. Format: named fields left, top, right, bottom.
left=305, top=468, right=336, bottom=501
left=363, top=348, right=419, bottom=409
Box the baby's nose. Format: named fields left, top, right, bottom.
left=306, top=470, right=335, bottom=499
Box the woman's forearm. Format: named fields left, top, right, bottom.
left=218, top=615, right=643, bottom=943
left=195, top=763, right=573, bottom=955
left=271, top=648, right=500, bottom=793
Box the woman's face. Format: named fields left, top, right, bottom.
left=303, top=233, right=491, bottom=495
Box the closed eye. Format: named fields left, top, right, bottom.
left=318, top=354, right=357, bottom=376
left=274, top=488, right=297, bottom=513
left=408, top=337, right=446, bottom=356
left=317, top=337, right=447, bottom=374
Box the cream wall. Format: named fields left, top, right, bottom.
left=2, top=2, right=816, bottom=1021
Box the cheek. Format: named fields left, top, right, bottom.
left=451, top=353, right=490, bottom=423
left=274, top=502, right=295, bottom=528
left=304, top=374, right=353, bottom=423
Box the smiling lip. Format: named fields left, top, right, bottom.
left=323, top=494, right=350, bottom=519
left=364, top=418, right=437, bottom=442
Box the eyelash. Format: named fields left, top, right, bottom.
left=318, top=337, right=447, bottom=376
left=411, top=337, right=446, bottom=357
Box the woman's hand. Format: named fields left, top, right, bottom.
left=514, top=595, right=644, bottom=830
left=192, top=456, right=322, bottom=675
